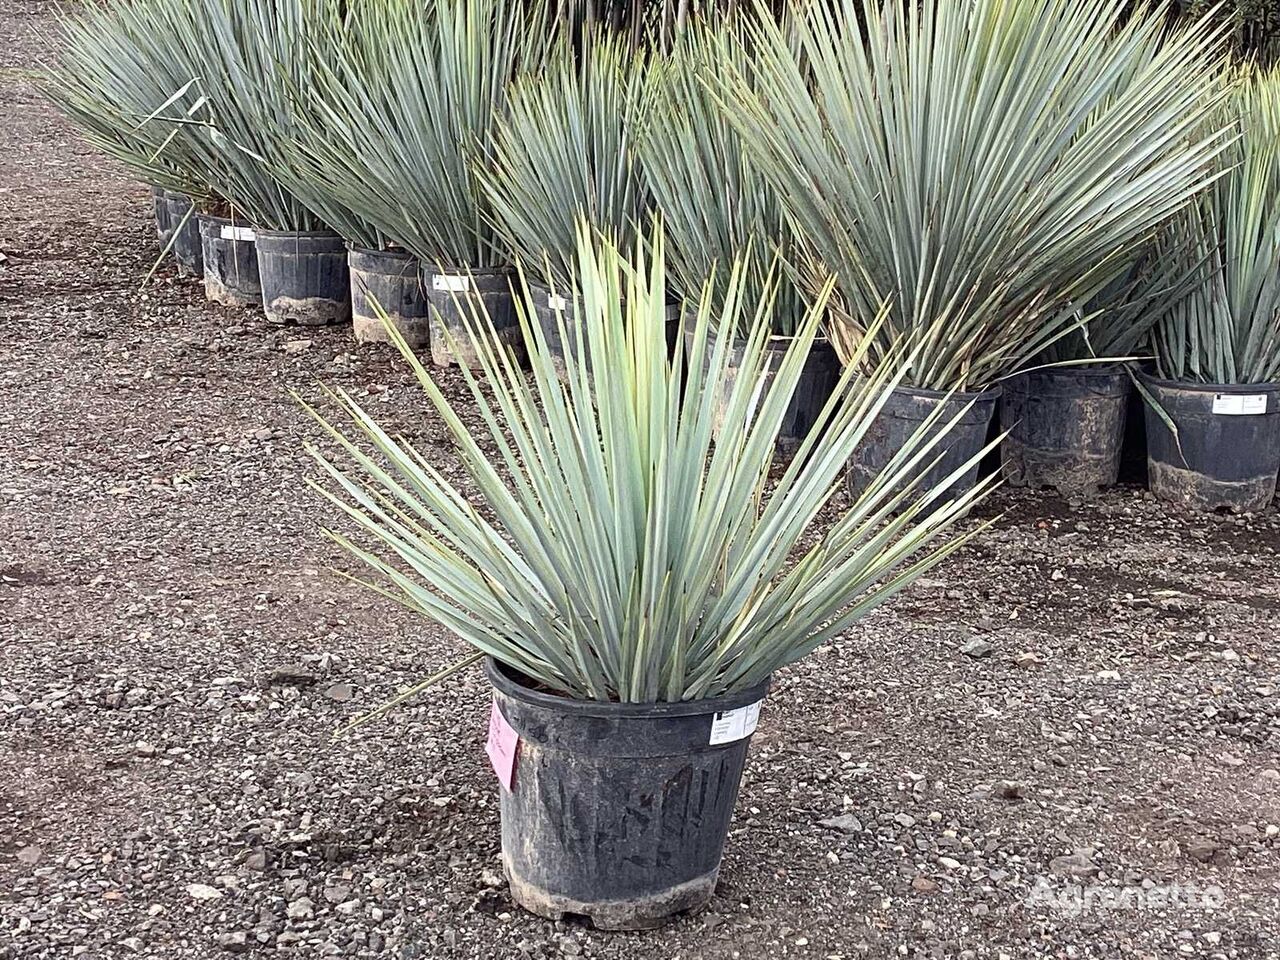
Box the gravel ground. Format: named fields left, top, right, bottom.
left=3, top=3, right=1280, bottom=958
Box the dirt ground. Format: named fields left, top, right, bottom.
left=3, top=3, right=1279, bottom=958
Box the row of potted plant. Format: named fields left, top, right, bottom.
left=40, top=0, right=1280, bottom=928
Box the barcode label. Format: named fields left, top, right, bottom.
left=709, top=700, right=762, bottom=745
left=433, top=274, right=470, bottom=292
left=220, top=225, right=255, bottom=242
left=1212, top=394, right=1268, bottom=416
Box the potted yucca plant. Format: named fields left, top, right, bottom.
left=639, top=21, right=835, bottom=457
left=716, top=0, right=1230, bottom=504
left=302, top=225, right=998, bottom=929
left=295, top=0, right=539, bottom=365
left=478, top=31, right=656, bottom=379
left=44, top=0, right=212, bottom=281
left=1144, top=66, right=1280, bottom=512
left=164, top=0, right=351, bottom=325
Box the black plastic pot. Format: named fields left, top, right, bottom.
left=487, top=659, right=768, bottom=930
left=197, top=215, right=261, bottom=307
left=1140, top=372, right=1280, bottom=512
left=427, top=268, right=522, bottom=368
left=163, top=191, right=203, bottom=278
left=846, top=383, right=1000, bottom=508
left=151, top=185, right=170, bottom=243
left=255, top=230, right=351, bottom=326
left=349, top=247, right=429, bottom=347
left=999, top=365, right=1131, bottom=496
left=718, top=336, right=842, bottom=459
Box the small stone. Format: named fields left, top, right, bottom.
left=994, top=780, right=1025, bottom=800
left=911, top=876, right=938, bottom=893
left=335, top=900, right=360, bottom=916
left=244, top=849, right=268, bottom=871
left=286, top=897, right=314, bottom=920
left=251, top=427, right=274, bottom=442
left=324, top=884, right=352, bottom=904
left=938, top=856, right=961, bottom=870
left=818, top=814, right=864, bottom=835
left=894, top=813, right=917, bottom=828
left=284, top=339, right=313, bottom=354
left=186, top=883, right=223, bottom=901
left=1049, top=853, right=1099, bottom=878
left=1185, top=837, right=1219, bottom=863
left=268, top=664, right=318, bottom=687
left=218, top=932, right=250, bottom=954
left=1260, top=769, right=1280, bottom=782
left=960, top=637, right=993, bottom=659
left=135, top=741, right=157, bottom=757
left=16, top=845, right=41, bottom=866
left=324, top=682, right=355, bottom=702
left=558, top=939, right=582, bottom=957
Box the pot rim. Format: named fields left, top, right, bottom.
left=254, top=228, right=344, bottom=240
left=347, top=244, right=416, bottom=261
left=892, top=381, right=1002, bottom=402
left=485, top=657, right=770, bottom=719
left=1137, top=370, right=1280, bottom=395
left=1012, top=362, right=1132, bottom=379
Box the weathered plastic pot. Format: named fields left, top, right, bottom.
left=197, top=215, right=261, bottom=307
left=151, top=185, right=170, bottom=243
left=427, top=268, right=522, bottom=368
left=163, top=191, right=203, bottom=278
left=487, top=659, right=768, bottom=930
left=715, top=335, right=842, bottom=459
left=846, top=383, right=1000, bottom=509
left=349, top=247, right=429, bottom=347
left=255, top=230, right=351, bottom=326
left=1140, top=372, right=1280, bottom=512
left=1000, top=365, right=1131, bottom=496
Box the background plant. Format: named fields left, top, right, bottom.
left=714, top=0, right=1231, bottom=391
left=479, top=32, right=655, bottom=291
left=294, top=0, right=539, bottom=268
left=303, top=226, right=997, bottom=704
left=639, top=21, right=805, bottom=335
left=1152, top=66, right=1280, bottom=384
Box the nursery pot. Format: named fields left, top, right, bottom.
left=349, top=247, right=430, bottom=347
left=999, top=365, right=1131, bottom=496
left=427, top=267, right=522, bottom=368
left=486, top=659, right=769, bottom=930
left=255, top=230, right=352, bottom=326
left=1139, top=372, right=1280, bottom=512
left=162, top=191, right=203, bottom=278
left=846, top=383, right=1000, bottom=508
left=150, top=185, right=170, bottom=243
left=717, top=335, right=842, bottom=459
left=197, top=215, right=261, bottom=307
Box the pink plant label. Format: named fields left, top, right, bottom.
left=485, top=700, right=519, bottom=791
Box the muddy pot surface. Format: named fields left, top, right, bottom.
left=1000, top=365, right=1131, bottom=496
left=349, top=247, right=429, bottom=346
left=163, top=191, right=203, bottom=278
left=427, top=268, right=522, bottom=368
left=1140, top=372, right=1280, bottom=512
left=197, top=215, right=261, bottom=307
left=846, top=382, right=999, bottom=510
left=256, top=230, right=351, bottom=326
left=486, top=659, right=768, bottom=930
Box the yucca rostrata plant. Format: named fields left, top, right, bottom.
left=711, top=0, right=1229, bottom=502
left=300, top=223, right=997, bottom=925
left=1139, top=66, right=1280, bottom=512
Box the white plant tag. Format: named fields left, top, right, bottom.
left=547, top=294, right=568, bottom=311
left=1212, top=394, right=1268, bottom=416
left=219, top=225, right=255, bottom=242
left=432, top=274, right=470, bottom=292
left=709, top=699, right=763, bottom=746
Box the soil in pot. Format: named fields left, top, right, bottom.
left=427, top=268, right=522, bottom=368
left=349, top=247, right=429, bottom=347
left=846, top=383, right=1000, bottom=510
left=1000, top=365, right=1131, bottom=496
left=197, top=215, right=261, bottom=307
left=162, top=191, right=203, bottom=279
left=1139, top=372, right=1280, bottom=512
left=486, top=659, right=768, bottom=930
left=151, top=185, right=170, bottom=243
left=255, top=230, right=351, bottom=326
